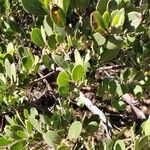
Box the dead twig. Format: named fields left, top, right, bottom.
left=29, top=71, right=56, bottom=85
left=122, top=93, right=146, bottom=119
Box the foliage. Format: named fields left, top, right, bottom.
left=0, top=0, right=150, bottom=149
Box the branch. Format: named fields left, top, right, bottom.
left=29, top=71, right=56, bottom=85
left=122, top=93, right=146, bottom=119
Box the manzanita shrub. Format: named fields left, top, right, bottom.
left=0, top=0, right=150, bottom=149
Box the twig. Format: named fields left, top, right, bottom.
left=29, top=71, right=56, bottom=85
left=79, top=92, right=112, bottom=138
left=98, top=65, right=126, bottom=71
left=122, top=93, right=146, bottom=119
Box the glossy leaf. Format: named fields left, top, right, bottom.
left=43, top=15, right=53, bottom=36
left=106, top=35, right=124, bottom=50
left=31, top=28, right=44, bottom=47
left=72, top=65, right=85, bottom=82
left=111, top=8, right=125, bottom=28
left=57, top=71, right=70, bottom=86
left=0, top=137, right=11, bottom=147
left=127, top=11, right=142, bottom=31
left=42, top=55, right=52, bottom=69
left=10, top=140, right=24, bottom=150
left=93, top=32, right=106, bottom=46
left=96, top=0, right=109, bottom=15
left=21, top=0, right=48, bottom=16
left=102, top=11, right=110, bottom=29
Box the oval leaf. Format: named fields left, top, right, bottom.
left=21, top=0, right=48, bottom=16
left=31, top=28, right=44, bottom=47
left=50, top=5, right=66, bottom=27
left=93, top=32, right=106, bottom=46
left=57, top=71, right=70, bottom=86
left=72, top=65, right=85, bottom=82
left=43, top=131, right=60, bottom=149
left=68, top=121, right=82, bottom=141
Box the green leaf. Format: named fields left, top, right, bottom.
left=68, top=121, right=82, bottom=141
left=127, top=11, right=142, bottom=32
left=57, top=71, right=70, bottom=86
left=102, top=11, right=110, bottom=29
left=47, top=34, right=57, bottom=51
left=106, top=35, right=124, bottom=50
left=139, top=136, right=148, bottom=150
left=115, top=127, right=127, bottom=138
left=111, top=8, right=125, bottom=28
left=58, top=145, right=69, bottom=150
left=17, top=131, right=27, bottom=139
left=58, top=85, right=69, bottom=96
left=30, top=107, right=38, bottom=117
left=63, top=0, right=71, bottom=13
left=31, top=28, right=44, bottom=47
left=90, top=11, right=105, bottom=33
left=103, top=139, right=114, bottom=150
left=52, top=54, right=70, bottom=71
left=50, top=5, right=66, bottom=28
left=114, top=140, right=125, bottom=150
left=43, top=131, right=60, bottom=149
left=22, top=56, right=33, bottom=73
left=96, top=0, right=109, bottom=15
left=0, top=0, right=10, bottom=13
left=93, top=32, right=106, bottom=46
left=134, top=85, right=143, bottom=95
left=74, top=49, right=83, bottom=65
left=29, top=116, right=42, bottom=133
left=72, top=65, right=85, bottom=82
left=56, top=33, right=65, bottom=43
left=10, top=140, right=24, bottom=150
left=100, top=49, right=120, bottom=63
left=41, top=26, right=47, bottom=45
left=0, top=137, right=11, bottom=147
left=86, top=121, right=99, bottom=134
left=76, top=0, right=90, bottom=10
left=42, top=55, right=52, bottom=69
left=141, top=119, right=150, bottom=136
left=25, top=120, right=33, bottom=134
left=21, top=0, right=48, bottom=16
left=10, top=125, right=24, bottom=132
left=43, top=15, right=53, bottom=36
left=112, top=100, right=126, bottom=111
